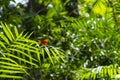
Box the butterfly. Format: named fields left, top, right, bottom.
left=38, top=38, right=49, bottom=46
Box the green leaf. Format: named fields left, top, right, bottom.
left=8, top=48, right=38, bottom=62
left=26, top=32, right=33, bottom=39
left=52, top=47, right=65, bottom=62
left=0, top=65, right=23, bottom=70
left=0, top=41, right=6, bottom=48
left=45, top=47, right=54, bottom=64
left=0, top=75, right=23, bottom=79
left=0, top=33, right=9, bottom=44
left=4, top=23, right=15, bottom=40
left=50, top=49, right=59, bottom=62
left=0, top=70, right=24, bottom=73
left=4, top=53, right=39, bottom=67
left=14, top=26, right=19, bottom=38
left=1, top=23, right=14, bottom=42
left=92, top=0, right=107, bottom=16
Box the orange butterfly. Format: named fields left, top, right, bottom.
left=38, top=38, right=49, bottom=46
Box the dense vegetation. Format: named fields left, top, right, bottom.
left=0, top=0, right=120, bottom=80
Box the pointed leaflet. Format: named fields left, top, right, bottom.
left=0, top=41, right=6, bottom=48
left=4, top=23, right=15, bottom=40
left=50, top=49, right=59, bottom=62
left=4, top=53, right=39, bottom=67
left=0, top=75, right=22, bottom=79
left=0, top=31, right=9, bottom=44
left=1, top=22, right=13, bottom=42
left=0, top=57, right=28, bottom=69
left=44, top=47, right=54, bottom=64
left=8, top=48, right=38, bottom=62
left=0, top=70, right=24, bottom=73
left=14, top=26, right=19, bottom=38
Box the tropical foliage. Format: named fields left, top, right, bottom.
left=1, top=0, right=120, bottom=80
left=0, top=22, right=65, bottom=79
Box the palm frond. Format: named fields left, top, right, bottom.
left=75, top=64, right=120, bottom=80
left=0, top=22, right=65, bottom=79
